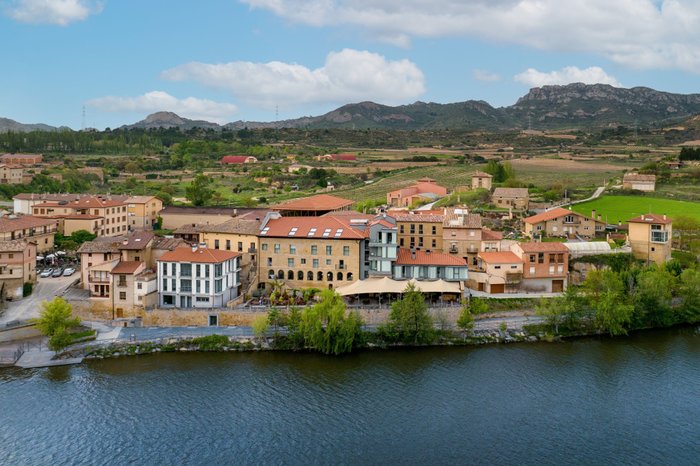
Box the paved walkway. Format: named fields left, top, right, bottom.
left=15, top=349, right=83, bottom=368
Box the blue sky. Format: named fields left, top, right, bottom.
left=1, top=0, right=699, bottom=129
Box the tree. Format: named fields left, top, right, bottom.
left=32, top=297, right=80, bottom=351
left=632, top=266, right=675, bottom=327
left=185, top=174, right=213, bottom=206
left=582, top=270, right=633, bottom=335
left=252, top=314, right=269, bottom=341
left=456, top=301, right=474, bottom=335
left=298, top=290, right=363, bottom=355
left=387, top=283, right=433, bottom=344
left=70, top=229, right=97, bottom=245
left=678, top=268, right=700, bottom=324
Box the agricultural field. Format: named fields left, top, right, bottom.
left=573, top=195, right=700, bottom=223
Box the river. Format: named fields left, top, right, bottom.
left=1, top=328, right=699, bottom=465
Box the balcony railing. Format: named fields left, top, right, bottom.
left=89, top=277, right=110, bottom=284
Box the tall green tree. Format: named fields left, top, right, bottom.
left=633, top=266, right=675, bottom=327
left=32, top=297, right=81, bottom=351
left=387, top=283, right=433, bottom=344
left=583, top=270, right=633, bottom=335
left=456, top=300, right=475, bottom=335
left=298, top=290, right=363, bottom=355
left=185, top=174, right=214, bottom=206
left=678, top=268, right=700, bottom=324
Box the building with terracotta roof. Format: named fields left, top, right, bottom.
left=31, top=195, right=128, bottom=237
left=0, top=153, right=42, bottom=165
left=126, top=195, right=163, bottom=230
left=159, top=206, right=252, bottom=230
left=0, top=240, right=36, bottom=300
left=393, top=248, right=468, bottom=281
left=12, top=193, right=130, bottom=215
left=492, top=187, right=529, bottom=210
left=258, top=213, right=370, bottom=290
left=442, top=211, right=493, bottom=268
left=0, top=164, right=24, bottom=184
left=627, top=214, right=672, bottom=264
left=395, top=212, right=445, bottom=251
left=472, top=251, right=523, bottom=294
left=157, top=244, right=241, bottom=310
left=622, top=173, right=656, bottom=192
left=386, top=178, right=448, bottom=208
left=471, top=171, right=493, bottom=190
left=220, top=155, right=258, bottom=164
left=0, top=214, right=58, bottom=253
left=271, top=194, right=354, bottom=216
left=511, top=242, right=568, bottom=292
left=523, top=207, right=605, bottom=239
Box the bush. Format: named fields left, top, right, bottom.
left=23, top=282, right=33, bottom=297
left=191, top=334, right=230, bottom=351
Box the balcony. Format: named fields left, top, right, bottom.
left=650, top=231, right=668, bottom=243
left=505, top=272, right=523, bottom=284
left=89, top=276, right=111, bottom=284
left=449, top=246, right=459, bottom=254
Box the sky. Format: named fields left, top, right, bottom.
left=2, top=0, right=700, bottom=129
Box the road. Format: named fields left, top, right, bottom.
left=0, top=274, right=76, bottom=324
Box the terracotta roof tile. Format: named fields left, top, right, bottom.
left=271, top=194, right=353, bottom=212
left=623, top=173, right=656, bottom=182
left=443, top=213, right=482, bottom=228
left=493, top=187, right=529, bottom=198
left=0, top=215, right=57, bottom=233
left=158, top=246, right=240, bottom=263
left=515, top=241, right=570, bottom=253
left=111, top=261, right=144, bottom=274
left=627, top=214, right=672, bottom=225
left=478, top=251, right=522, bottom=264
left=395, top=248, right=467, bottom=266
left=524, top=207, right=584, bottom=224
left=472, top=171, right=493, bottom=178
left=197, top=218, right=262, bottom=235
left=394, top=214, right=445, bottom=222
left=261, top=216, right=369, bottom=239
left=481, top=229, right=503, bottom=241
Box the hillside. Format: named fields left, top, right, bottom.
left=123, top=111, right=221, bottom=130
left=0, top=117, right=58, bottom=133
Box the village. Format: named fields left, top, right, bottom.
left=0, top=158, right=679, bottom=329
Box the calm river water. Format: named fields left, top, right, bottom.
left=1, top=328, right=699, bottom=465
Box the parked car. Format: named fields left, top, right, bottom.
left=39, top=268, right=53, bottom=278
left=63, top=267, right=75, bottom=277
left=51, top=268, right=63, bottom=277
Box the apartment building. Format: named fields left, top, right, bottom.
left=258, top=214, right=369, bottom=290
left=395, top=213, right=445, bottom=251
left=0, top=214, right=58, bottom=253
left=627, top=214, right=672, bottom=265
left=367, top=216, right=398, bottom=276
left=31, top=195, right=128, bottom=237
left=523, top=207, right=605, bottom=239
left=0, top=240, right=36, bottom=300
left=157, top=245, right=241, bottom=309
left=443, top=212, right=484, bottom=268
left=126, top=195, right=163, bottom=231
left=472, top=251, right=523, bottom=294
left=0, top=164, right=24, bottom=184
left=393, top=248, right=468, bottom=282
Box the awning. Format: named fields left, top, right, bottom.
left=335, top=277, right=461, bottom=296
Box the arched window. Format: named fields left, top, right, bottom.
left=347, top=272, right=353, bottom=281
left=268, top=270, right=275, bottom=279
left=317, top=271, right=323, bottom=281
left=328, top=284, right=333, bottom=289
left=287, top=270, right=294, bottom=280
left=327, top=271, right=333, bottom=281
left=297, top=270, right=303, bottom=280
left=337, top=272, right=343, bottom=281
left=307, top=271, right=313, bottom=280
left=277, top=270, right=284, bottom=279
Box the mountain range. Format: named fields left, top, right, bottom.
left=3, top=83, right=700, bottom=133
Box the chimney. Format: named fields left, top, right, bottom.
left=591, top=209, right=596, bottom=219
left=199, top=242, right=207, bottom=249
left=663, top=214, right=667, bottom=220
left=191, top=245, right=197, bottom=253
left=122, top=239, right=129, bottom=246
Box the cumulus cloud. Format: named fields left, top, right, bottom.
left=161, top=49, right=426, bottom=107
left=86, top=91, right=238, bottom=123
left=514, top=66, right=622, bottom=87
left=5, top=0, right=102, bottom=25
left=473, top=69, right=501, bottom=82
left=241, top=0, right=700, bottom=73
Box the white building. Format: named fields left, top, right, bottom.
left=157, top=244, right=241, bottom=309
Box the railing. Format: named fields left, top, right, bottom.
left=89, top=277, right=110, bottom=284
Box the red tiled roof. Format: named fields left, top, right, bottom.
left=158, top=246, right=240, bottom=263
left=481, top=229, right=503, bottom=241
left=396, top=248, right=467, bottom=266
left=472, top=171, right=492, bottom=178
left=628, top=214, right=672, bottom=225
left=120, top=231, right=155, bottom=249
left=479, top=251, right=522, bottom=264
left=62, top=214, right=103, bottom=220
left=261, top=216, right=369, bottom=239
left=0, top=215, right=56, bottom=233
left=33, top=195, right=125, bottom=208
left=516, top=241, right=569, bottom=253
left=221, top=155, right=254, bottom=164
left=493, top=187, right=529, bottom=198
left=524, top=207, right=580, bottom=224
left=623, top=173, right=656, bottom=182
left=111, top=261, right=143, bottom=274
left=271, top=194, right=353, bottom=212
left=329, top=153, right=356, bottom=161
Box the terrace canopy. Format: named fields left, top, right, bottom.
left=335, top=277, right=461, bottom=296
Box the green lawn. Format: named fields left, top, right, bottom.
left=573, top=195, right=700, bottom=223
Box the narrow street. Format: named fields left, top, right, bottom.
left=0, top=275, right=76, bottom=324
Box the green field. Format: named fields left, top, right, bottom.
left=573, top=195, right=700, bottom=223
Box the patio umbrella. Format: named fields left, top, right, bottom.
left=36, top=255, right=45, bottom=260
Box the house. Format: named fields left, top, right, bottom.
left=622, top=173, right=656, bottom=192
left=0, top=214, right=58, bottom=253
left=173, top=223, right=203, bottom=243
left=492, top=188, right=529, bottom=210
left=386, top=178, right=448, bottom=207
left=367, top=216, right=398, bottom=277
left=0, top=240, right=36, bottom=300
left=395, top=213, right=445, bottom=251
left=13, top=193, right=92, bottom=215
left=627, top=214, right=672, bottom=265
left=157, top=244, right=242, bottom=309
left=258, top=214, right=370, bottom=290
left=511, top=242, right=569, bottom=293
left=126, top=195, right=163, bottom=230
left=442, top=211, right=484, bottom=268
left=523, top=207, right=605, bottom=239
left=270, top=194, right=354, bottom=217
left=220, top=155, right=258, bottom=164
left=0, top=164, right=24, bottom=184
left=471, top=171, right=493, bottom=190
left=31, top=195, right=128, bottom=237
left=472, top=251, right=523, bottom=294
left=393, top=248, right=468, bottom=282
left=316, top=153, right=357, bottom=162
left=0, top=153, right=42, bottom=165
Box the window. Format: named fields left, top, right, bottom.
left=214, top=240, right=220, bottom=249
left=297, top=270, right=303, bottom=280
left=163, top=295, right=174, bottom=305
left=432, top=226, right=436, bottom=235
left=196, top=297, right=210, bottom=303
left=495, top=265, right=501, bottom=270
left=327, top=271, right=333, bottom=281
left=267, top=257, right=272, bottom=266
left=431, top=239, right=436, bottom=248
left=181, top=279, right=192, bottom=292
left=343, top=246, right=350, bottom=256
left=137, top=282, right=142, bottom=290
left=564, top=215, right=575, bottom=223
left=181, top=264, right=191, bottom=277
left=313, top=259, right=319, bottom=268
left=339, top=260, right=345, bottom=269
left=262, top=243, right=268, bottom=251
left=347, top=272, right=353, bottom=281
left=326, top=259, right=332, bottom=266
left=196, top=280, right=201, bottom=293
left=205, top=281, right=210, bottom=293
left=238, top=241, right=243, bottom=252
left=311, top=245, right=318, bottom=255
left=277, top=270, right=284, bottom=279
left=119, top=292, right=126, bottom=300
left=274, top=244, right=280, bottom=253
left=288, top=258, right=295, bottom=267
left=214, top=264, right=223, bottom=277
left=410, top=224, right=415, bottom=234
left=326, top=245, right=332, bottom=255
left=162, top=278, right=167, bottom=291
left=400, top=238, right=405, bottom=247
left=399, top=225, right=404, bottom=234
left=268, top=270, right=275, bottom=279
left=538, top=253, right=544, bottom=264
left=337, top=272, right=343, bottom=280
left=300, top=258, right=306, bottom=265
left=196, top=264, right=201, bottom=277
left=549, top=265, right=555, bottom=274
left=548, top=254, right=556, bottom=263
left=529, top=266, right=535, bottom=275
left=118, top=275, right=127, bottom=287
left=226, top=240, right=231, bottom=250
left=317, top=271, right=323, bottom=281
left=529, top=254, right=536, bottom=263
left=215, top=279, right=222, bottom=293
left=171, top=279, right=176, bottom=291
left=322, top=228, right=332, bottom=237
left=307, top=271, right=313, bottom=280
left=289, top=245, right=296, bottom=254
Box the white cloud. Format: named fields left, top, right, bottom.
left=241, top=0, right=700, bottom=73
left=161, top=48, right=426, bottom=107
left=86, top=91, right=238, bottom=123
left=473, top=69, right=501, bottom=82
left=514, top=66, right=622, bottom=88
left=5, top=0, right=102, bottom=25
